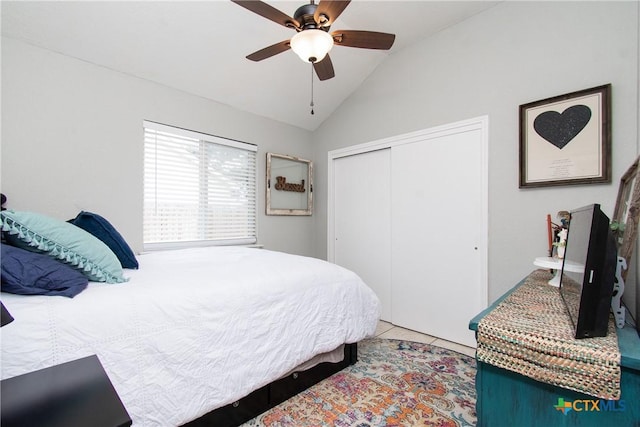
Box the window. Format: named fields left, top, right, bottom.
left=143, top=121, right=257, bottom=250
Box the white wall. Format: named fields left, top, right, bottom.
left=1, top=38, right=315, bottom=257
left=3, top=2, right=639, bottom=309
left=312, top=1, right=640, bottom=303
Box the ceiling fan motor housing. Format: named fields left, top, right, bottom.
left=294, top=4, right=325, bottom=30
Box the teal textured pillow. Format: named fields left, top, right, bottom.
left=0, top=210, right=127, bottom=283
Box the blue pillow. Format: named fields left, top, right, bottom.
left=0, top=210, right=127, bottom=283
left=69, top=211, right=138, bottom=269
left=1, top=243, right=88, bottom=297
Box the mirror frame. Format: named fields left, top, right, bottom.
left=613, top=156, right=640, bottom=281
left=266, top=152, right=313, bottom=216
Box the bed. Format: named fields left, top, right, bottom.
left=0, top=245, right=380, bottom=426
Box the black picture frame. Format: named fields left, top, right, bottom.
left=519, top=84, right=611, bottom=188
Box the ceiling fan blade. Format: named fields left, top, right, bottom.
left=231, top=0, right=300, bottom=29
left=246, top=40, right=291, bottom=62
left=332, top=30, right=395, bottom=50
left=313, top=55, right=335, bottom=81
left=314, top=0, right=351, bottom=27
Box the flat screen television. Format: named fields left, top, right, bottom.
left=559, top=204, right=617, bottom=339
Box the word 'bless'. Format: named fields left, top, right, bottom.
left=275, top=176, right=306, bottom=193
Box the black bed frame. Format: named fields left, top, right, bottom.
left=182, top=343, right=358, bottom=427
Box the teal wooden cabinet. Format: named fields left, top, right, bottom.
left=469, top=276, right=640, bottom=427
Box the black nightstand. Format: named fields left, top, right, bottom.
left=1, top=355, right=132, bottom=427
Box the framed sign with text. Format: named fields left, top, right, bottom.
left=266, top=152, right=313, bottom=215
left=519, top=84, right=611, bottom=188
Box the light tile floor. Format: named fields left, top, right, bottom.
left=374, top=321, right=476, bottom=358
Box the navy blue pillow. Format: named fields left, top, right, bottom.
left=68, top=211, right=139, bottom=269
left=1, top=244, right=88, bottom=298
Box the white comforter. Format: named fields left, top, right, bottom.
left=1, top=247, right=380, bottom=426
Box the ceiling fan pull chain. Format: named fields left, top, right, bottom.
left=310, top=63, right=315, bottom=115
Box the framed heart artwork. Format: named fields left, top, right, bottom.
left=519, top=84, right=611, bottom=188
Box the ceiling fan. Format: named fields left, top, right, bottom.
left=231, top=0, right=396, bottom=81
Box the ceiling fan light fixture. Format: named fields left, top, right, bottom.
left=290, top=29, right=334, bottom=63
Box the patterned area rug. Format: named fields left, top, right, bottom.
left=241, top=338, right=477, bottom=427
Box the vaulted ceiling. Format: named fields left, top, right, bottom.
left=1, top=1, right=499, bottom=131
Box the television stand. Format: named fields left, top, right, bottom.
left=469, top=271, right=640, bottom=426
left=533, top=256, right=584, bottom=287
left=612, top=256, right=627, bottom=328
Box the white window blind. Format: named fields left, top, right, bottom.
left=143, top=121, right=257, bottom=250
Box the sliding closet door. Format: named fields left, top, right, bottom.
left=333, top=149, right=392, bottom=321
left=391, top=129, right=484, bottom=347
